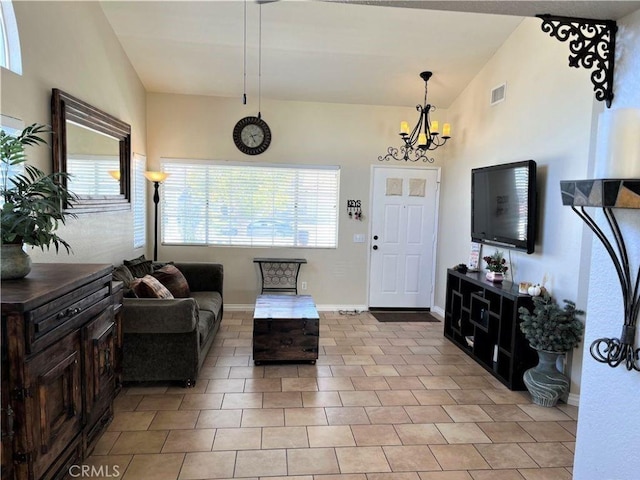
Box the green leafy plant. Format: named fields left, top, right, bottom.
left=518, top=291, right=585, bottom=352
left=483, top=250, right=508, bottom=273
left=1, top=123, right=76, bottom=252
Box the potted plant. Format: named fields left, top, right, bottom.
left=483, top=250, right=508, bottom=282
left=1, top=123, right=76, bottom=280
left=518, top=291, right=585, bottom=406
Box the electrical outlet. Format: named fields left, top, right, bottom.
left=301, top=281, right=307, bottom=290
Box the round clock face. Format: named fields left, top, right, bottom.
left=233, top=116, right=272, bottom=155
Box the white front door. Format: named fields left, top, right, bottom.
left=369, top=166, right=440, bottom=308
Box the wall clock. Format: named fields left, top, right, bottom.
left=233, top=116, right=272, bottom=155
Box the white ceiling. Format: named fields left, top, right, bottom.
left=100, top=0, right=640, bottom=109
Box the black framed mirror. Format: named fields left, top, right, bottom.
left=52, top=88, right=131, bottom=213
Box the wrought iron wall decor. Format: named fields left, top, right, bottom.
left=560, top=179, right=640, bottom=371
left=537, top=14, right=617, bottom=108
left=347, top=199, right=362, bottom=220
left=379, top=71, right=451, bottom=163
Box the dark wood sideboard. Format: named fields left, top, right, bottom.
left=1, top=263, right=121, bottom=480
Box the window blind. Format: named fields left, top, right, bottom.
left=133, top=154, right=146, bottom=248
left=161, top=160, right=339, bottom=248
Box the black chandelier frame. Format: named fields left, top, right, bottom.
left=379, top=71, right=450, bottom=163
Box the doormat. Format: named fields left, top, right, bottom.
left=370, top=310, right=440, bottom=323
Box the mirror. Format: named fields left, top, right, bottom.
left=52, top=89, right=131, bottom=213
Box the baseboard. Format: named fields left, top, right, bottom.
left=226, top=303, right=368, bottom=313
left=431, top=305, right=445, bottom=318
left=225, top=304, right=257, bottom=311
left=567, top=392, right=580, bottom=406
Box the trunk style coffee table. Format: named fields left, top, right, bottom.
left=252, top=294, right=319, bottom=364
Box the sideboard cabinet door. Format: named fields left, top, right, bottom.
left=24, top=331, right=82, bottom=480
left=83, top=309, right=116, bottom=453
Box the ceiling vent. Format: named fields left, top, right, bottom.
left=490, top=83, right=506, bottom=106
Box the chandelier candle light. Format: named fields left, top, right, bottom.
left=144, top=171, right=170, bottom=261
left=379, top=71, right=451, bottom=163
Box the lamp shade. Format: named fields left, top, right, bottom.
left=144, top=171, right=170, bottom=182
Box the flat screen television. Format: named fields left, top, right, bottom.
left=471, top=160, right=537, bottom=254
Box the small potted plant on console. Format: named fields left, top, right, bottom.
left=483, top=250, right=508, bottom=283
left=518, top=291, right=585, bottom=406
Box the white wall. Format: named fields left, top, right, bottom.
left=146, top=93, right=448, bottom=306
left=0, top=1, right=146, bottom=265
left=437, top=17, right=596, bottom=399
left=573, top=9, right=640, bottom=480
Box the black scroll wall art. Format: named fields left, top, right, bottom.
left=561, top=180, right=640, bottom=371
left=537, top=14, right=617, bottom=108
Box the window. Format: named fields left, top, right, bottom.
left=161, top=160, right=340, bottom=248
left=133, top=153, right=147, bottom=248
left=1, top=115, right=24, bottom=203
left=0, top=0, right=22, bottom=75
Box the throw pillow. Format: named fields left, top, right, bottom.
left=112, top=264, right=135, bottom=288
left=125, top=254, right=147, bottom=264
left=152, top=264, right=191, bottom=298
left=130, top=275, right=175, bottom=299
left=124, top=255, right=154, bottom=278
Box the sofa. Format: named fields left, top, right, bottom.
left=114, top=260, right=223, bottom=387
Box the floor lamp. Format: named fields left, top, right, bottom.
left=144, top=171, right=170, bottom=261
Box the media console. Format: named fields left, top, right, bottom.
left=444, top=268, right=537, bottom=390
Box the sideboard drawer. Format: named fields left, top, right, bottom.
left=26, top=276, right=112, bottom=354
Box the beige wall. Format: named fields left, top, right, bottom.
left=437, top=17, right=596, bottom=399
left=0, top=0, right=146, bottom=265
left=147, top=93, right=448, bottom=306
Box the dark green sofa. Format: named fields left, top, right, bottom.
left=121, top=262, right=223, bottom=387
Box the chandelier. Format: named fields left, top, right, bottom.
left=379, top=71, right=451, bottom=163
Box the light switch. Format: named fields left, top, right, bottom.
left=353, top=234, right=365, bottom=243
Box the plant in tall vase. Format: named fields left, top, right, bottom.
left=518, top=292, right=585, bottom=406
left=483, top=250, right=508, bottom=283
left=1, top=123, right=77, bottom=280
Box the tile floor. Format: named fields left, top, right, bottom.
left=89, top=310, right=577, bottom=479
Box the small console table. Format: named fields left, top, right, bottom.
left=253, top=258, right=307, bottom=294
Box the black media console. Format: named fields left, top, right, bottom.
left=444, top=268, right=537, bottom=390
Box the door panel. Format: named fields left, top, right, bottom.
left=25, top=331, right=82, bottom=480
left=405, top=255, right=421, bottom=293
left=369, top=167, right=439, bottom=308
left=381, top=255, right=399, bottom=293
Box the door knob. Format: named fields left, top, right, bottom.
left=373, top=235, right=379, bottom=240
left=373, top=245, right=378, bottom=250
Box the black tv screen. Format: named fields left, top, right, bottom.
left=471, top=160, right=537, bottom=254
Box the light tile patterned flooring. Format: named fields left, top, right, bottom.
left=89, top=311, right=577, bottom=479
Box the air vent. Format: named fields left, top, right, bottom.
left=490, top=83, right=506, bottom=106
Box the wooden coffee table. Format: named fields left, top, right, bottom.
left=252, top=294, right=319, bottom=364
